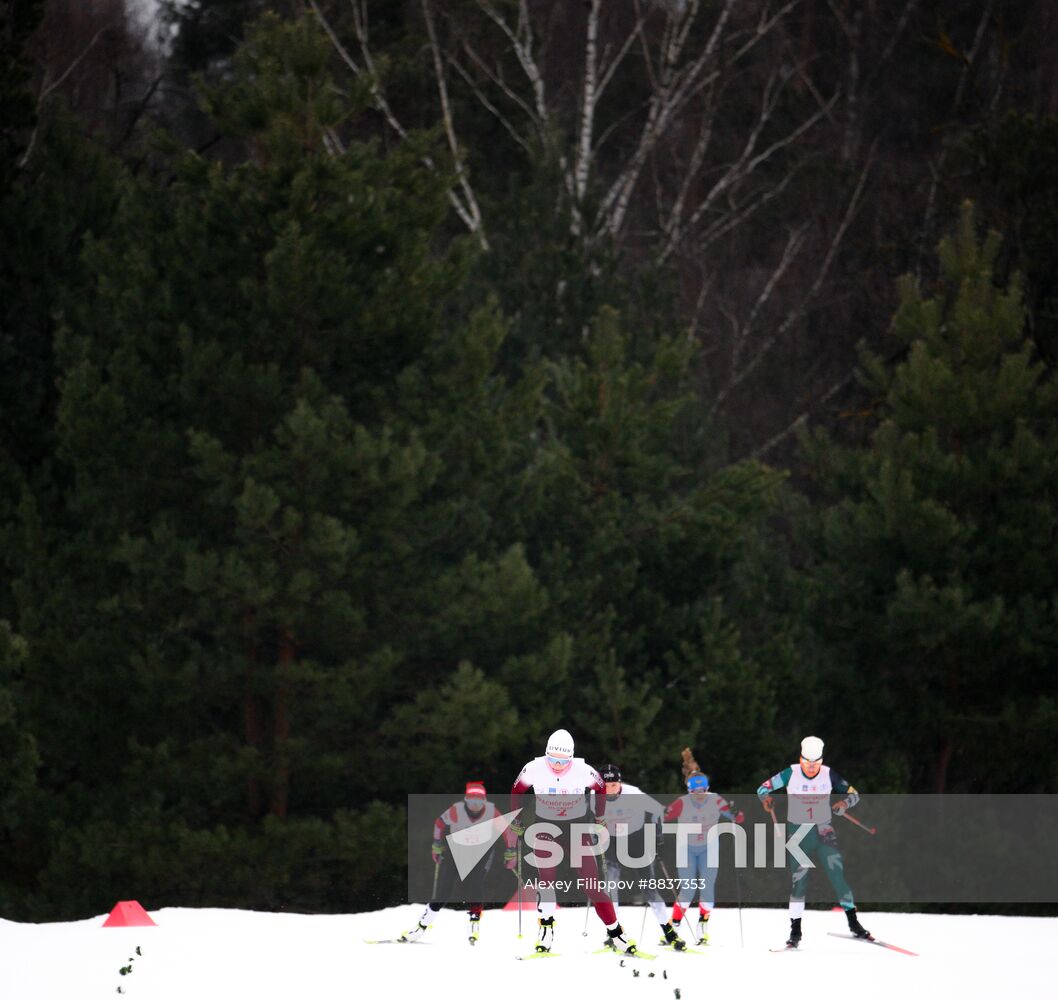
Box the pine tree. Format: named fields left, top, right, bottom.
left=801, top=202, right=1058, bottom=792
left=509, top=305, right=789, bottom=787
left=12, top=15, right=547, bottom=914
left=0, top=620, right=40, bottom=911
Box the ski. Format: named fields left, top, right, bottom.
left=516, top=951, right=560, bottom=961
left=769, top=945, right=800, bottom=952
left=592, top=947, right=657, bottom=960
left=826, top=932, right=918, bottom=956
left=363, top=938, right=430, bottom=945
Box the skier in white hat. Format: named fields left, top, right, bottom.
left=511, top=729, right=638, bottom=955
left=757, top=735, right=872, bottom=949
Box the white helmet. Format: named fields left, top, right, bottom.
left=546, top=728, right=575, bottom=758
left=800, top=735, right=824, bottom=761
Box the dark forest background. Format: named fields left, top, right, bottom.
left=1, top=0, right=1056, bottom=919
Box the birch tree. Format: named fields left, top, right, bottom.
left=308, top=0, right=871, bottom=440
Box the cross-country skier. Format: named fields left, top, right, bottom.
left=596, top=763, right=687, bottom=951
left=511, top=729, right=637, bottom=954
left=663, top=748, right=744, bottom=945
left=757, top=735, right=872, bottom=949
left=402, top=781, right=517, bottom=943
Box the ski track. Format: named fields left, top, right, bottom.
left=0, top=905, right=1053, bottom=999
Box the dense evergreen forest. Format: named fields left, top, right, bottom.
left=1, top=0, right=1056, bottom=919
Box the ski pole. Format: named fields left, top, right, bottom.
left=587, top=851, right=616, bottom=936
left=762, top=796, right=778, bottom=825
left=840, top=811, right=877, bottom=835
left=658, top=857, right=696, bottom=943
left=516, top=841, right=524, bottom=938
left=734, top=864, right=744, bottom=949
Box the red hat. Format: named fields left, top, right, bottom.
left=465, top=781, right=486, bottom=798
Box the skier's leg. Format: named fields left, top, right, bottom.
left=643, top=846, right=667, bottom=929
left=529, top=830, right=560, bottom=953
left=533, top=829, right=559, bottom=917
left=646, top=857, right=685, bottom=948
left=817, top=828, right=855, bottom=910
left=466, top=861, right=488, bottom=926
left=648, top=893, right=668, bottom=927
left=817, top=828, right=870, bottom=937
left=694, top=847, right=714, bottom=941
left=535, top=870, right=558, bottom=917
left=697, top=845, right=715, bottom=913
left=403, top=857, right=455, bottom=939
left=602, top=839, right=621, bottom=907
left=784, top=825, right=816, bottom=947
left=626, top=842, right=668, bottom=935
left=672, top=846, right=697, bottom=922
left=427, top=852, right=458, bottom=916
left=575, top=840, right=617, bottom=926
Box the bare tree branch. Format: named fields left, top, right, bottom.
left=574, top=0, right=602, bottom=219
left=709, top=140, right=876, bottom=416
left=731, top=223, right=808, bottom=373
left=474, top=0, right=548, bottom=123
left=601, top=0, right=736, bottom=238
left=309, top=0, right=487, bottom=246
left=662, top=77, right=837, bottom=263
left=749, top=370, right=854, bottom=461
left=920, top=0, right=996, bottom=273
left=20, top=26, right=113, bottom=168
left=448, top=50, right=534, bottom=154
left=422, top=0, right=488, bottom=248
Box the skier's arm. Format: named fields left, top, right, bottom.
left=589, top=770, right=606, bottom=819
left=663, top=798, right=684, bottom=822
left=829, top=771, right=860, bottom=814
left=717, top=794, right=745, bottom=824
left=482, top=804, right=519, bottom=867
left=757, top=767, right=792, bottom=810
left=644, top=795, right=665, bottom=836
left=643, top=792, right=665, bottom=822
left=432, top=806, right=455, bottom=863
left=510, top=772, right=532, bottom=834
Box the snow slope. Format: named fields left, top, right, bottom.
left=1, top=904, right=1052, bottom=999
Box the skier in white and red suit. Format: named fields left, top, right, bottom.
left=510, top=729, right=638, bottom=954
left=402, top=781, right=517, bottom=943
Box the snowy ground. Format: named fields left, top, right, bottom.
left=1, top=903, right=1053, bottom=999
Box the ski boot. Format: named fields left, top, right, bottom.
left=468, top=913, right=480, bottom=944
left=659, top=921, right=687, bottom=951
left=696, top=911, right=710, bottom=945
left=605, top=923, right=637, bottom=955
left=846, top=908, right=872, bottom=940
left=535, top=916, right=555, bottom=953
left=786, top=917, right=802, bottom=949
left=400, top=921, right=429, bottom=943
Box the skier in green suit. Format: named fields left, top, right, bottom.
left=757, top=735, right=872, bottom=949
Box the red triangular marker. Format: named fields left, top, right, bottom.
left=102, top=900, right=157, bottom=927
